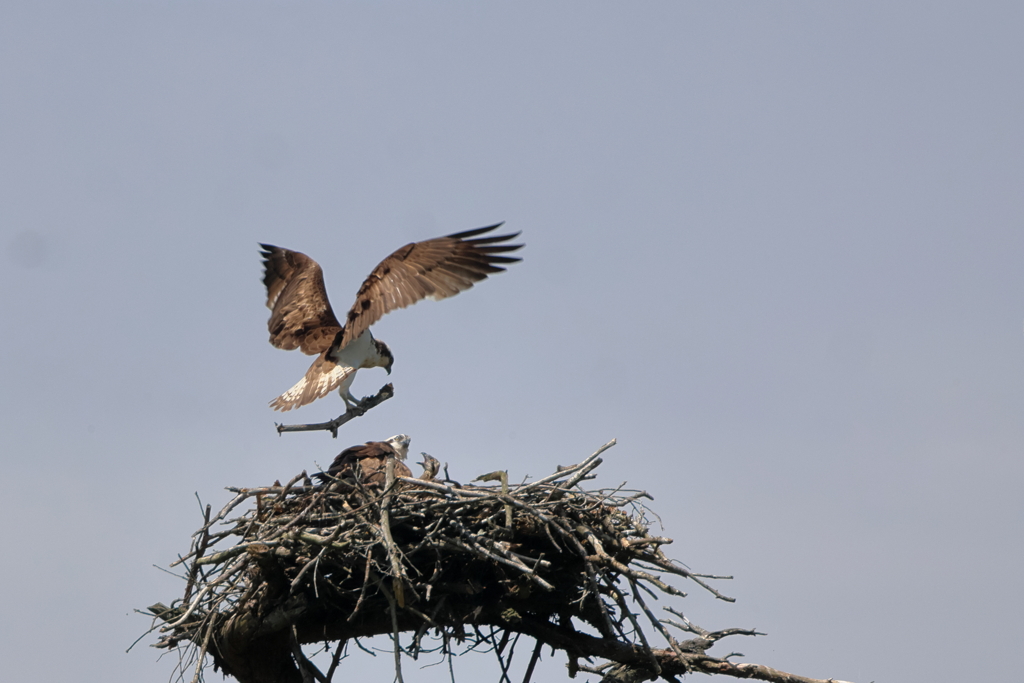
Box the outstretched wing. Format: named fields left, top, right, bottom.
left=260, top=244, right=343, bottom=355
left=335, top=223, right=523, bottom=350
left=269, top=352, right=355, bottom=412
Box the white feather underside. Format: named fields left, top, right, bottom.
left=271, top=363, right=357, bottom=412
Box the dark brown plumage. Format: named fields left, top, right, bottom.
left=260, top=247, right=342, bottom=355
left=315, top=434, right=412, bottom=487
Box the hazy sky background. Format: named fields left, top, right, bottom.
left=2, top=3, right=1022, bottom=682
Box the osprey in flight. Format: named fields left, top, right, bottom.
left=260, top=223, right=523, bottom=411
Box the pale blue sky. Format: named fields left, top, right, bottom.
left=2, top=3, right=1022, bottom=682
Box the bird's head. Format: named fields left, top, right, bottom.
left=385, top=434, right=411, bottom=460
left=372, top=338, right=394, bottom=375
left=418, top=453, right=441, bottom=481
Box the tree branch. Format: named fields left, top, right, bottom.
left=275, top=383, right=394, bottom=437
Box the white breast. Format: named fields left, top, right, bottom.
left=332, top=330, right=374, bottom=367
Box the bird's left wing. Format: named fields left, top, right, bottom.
left=334, top=223, right=523, bottom=350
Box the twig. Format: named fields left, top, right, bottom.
left=521, top=639, right=543, bottom=683
left=380, top=456, right=407, bottom=607
left=189, top=612, right=218, bottom=683
left=444, top=538, right=555, bottom=591
left=183, top=504, right=211, bottom=603
left=324, top=639, right=348, bottom=683
left=490, top=626, right=514, bottom=683
left=275, top=383, right=394, bottom=437
left=348, top=557, right=375, bottom=623
left=518, top=439, right=617, bottom=493
left=606, top=578, right=661, bottom=675
left=628, top=578, right=688, bottom=662
left=546, top=455, right=606, bottom=502
left=372, top=571, right=405, bottom=683
left=291, top=625, right=329, bottom=683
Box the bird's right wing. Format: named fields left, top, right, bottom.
left=260, top=244, right=343, bottom=355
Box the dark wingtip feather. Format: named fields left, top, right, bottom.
left=445, top=222, right=506, bottom=240
left=467, top=231, right=523, bottom=248
left=475, top=244, right=523, bottom=255
left=259, top=243, right=280, bottom=261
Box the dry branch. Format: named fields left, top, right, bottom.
left=275, top=383, right=394, bottom=437
left=143, top=441, right=855, bottom=683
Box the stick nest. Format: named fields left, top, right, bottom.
left=145, top=441, right=771, bottom=683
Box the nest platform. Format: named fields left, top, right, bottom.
left=144, top=441, right=847, bottom=683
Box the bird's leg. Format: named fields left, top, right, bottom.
left=340, top=389, right=361, bottom=411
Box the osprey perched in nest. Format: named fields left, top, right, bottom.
left=316, top=434, right=411, bottom=485
left=260, top=223, right=523, bottom=411
left=315, top=434, right=434, bottom=487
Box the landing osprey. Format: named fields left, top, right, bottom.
left=260, top=223, right=523, bottom=411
